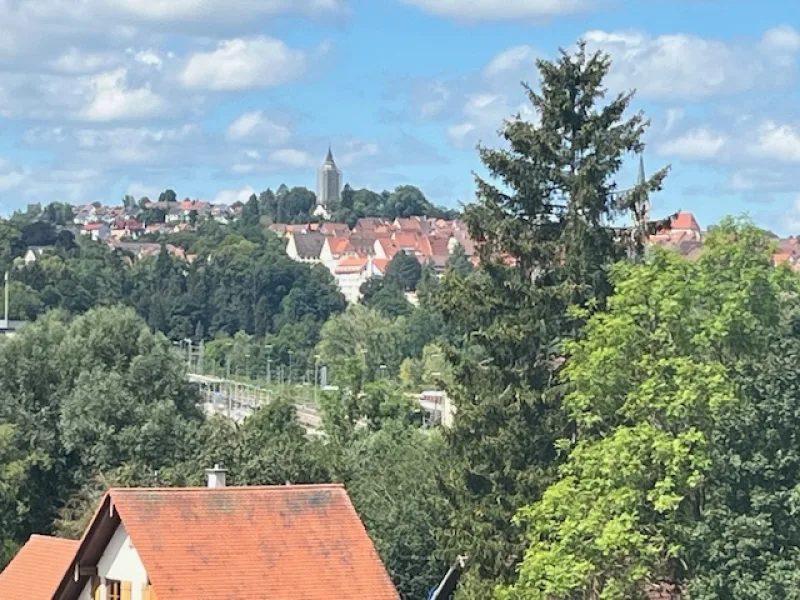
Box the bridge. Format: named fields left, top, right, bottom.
left=186, top=372, right=324, bottom=433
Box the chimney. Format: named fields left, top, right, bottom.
left=205, top=464, right=228, bottom=488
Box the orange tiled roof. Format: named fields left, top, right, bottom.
left=373, top=258, right=390, bottom=273
left=671, top=211, right=701, bottom=232
left=328, top=237, right=354, bottom=255
left=109, top=485, right=398, bottom=600
left=0, top=535, right=79, bottom=600
left=336, top=256, right=370, bottom=274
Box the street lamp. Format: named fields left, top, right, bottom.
left=379, top=364, right=387, bottom=379
left=245, top=352, right=250, bottom=380
left=288, top=350, right=294, bottom=385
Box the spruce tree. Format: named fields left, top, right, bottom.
left=435, top=43, right=667, bottom=597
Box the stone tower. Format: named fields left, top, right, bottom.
left=317, top=146, right=341, bottom=210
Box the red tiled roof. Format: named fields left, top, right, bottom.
left=336, top=256, right=369, bottom=274
left=372, top=258, right=389, bottom=273
left=110, top=485, right=398, bottom=600
left=83, top=222, right=107, bottom=231
left=0, top=535, right=79, bottom=600
left=671, top=211, right=701, bottom=232
left=773, top=252, right=792, bottom=265
left=328, top=237, right=354, bottom=256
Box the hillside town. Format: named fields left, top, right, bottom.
left=3, top=1, right=800, bottom=598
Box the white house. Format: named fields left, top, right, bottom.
left=334, top=255, right=388, bottom=303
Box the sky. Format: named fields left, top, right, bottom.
left=0, top=0, right=799, bottom=233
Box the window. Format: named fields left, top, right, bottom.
left=107, top=580, right=121, bottom=600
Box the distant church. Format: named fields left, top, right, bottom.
left=315, top=147, right=341, bottom=219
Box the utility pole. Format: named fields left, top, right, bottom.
left=288, top=350, right=294, bottom=385
left=265, top=344, right=273, bottom=385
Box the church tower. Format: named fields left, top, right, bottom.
left=317, top=146, right=341, bottom=210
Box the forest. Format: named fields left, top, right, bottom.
left=3, top=44, right=800, bottom=600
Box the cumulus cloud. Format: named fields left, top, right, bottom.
left=748, top=121, right=800, bottom=163
left=584, top=27, right=800, bottom=101
left=214, top=185, right=257, bottom=205
left=226, top=111, right=291, bottom=144
left=483, top=45, right=538, bottom=78
left=180, top=37, right=308, bottom=91
left=269, top=149, right=314, bottom=168
left=398, top=0, right=588, bottom=21
left=80, top=68, right=165, bottom=121
left=657, top=128, right=728, bottom=160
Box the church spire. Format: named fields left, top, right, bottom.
left=325, top=145, right=335, bottom=165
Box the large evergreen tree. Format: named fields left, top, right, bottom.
left=435, top=43, right=667, bottom=597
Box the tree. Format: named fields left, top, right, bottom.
left=445, top=243, right=473, bottom=277
left=240, top=194, right=261, bottom=228
left=0, top=424, right=48, bottom=568
left=0, top=306, right=203, bottom=549
left=361, top=278, right=413, bottom=319
left=159, top=189, right=178, bottom=203
left=435, top=43, right=667, bottom=596
left=342, top=424, right=450, bottom=599
left=502, top=220, right=783, bottom=599
left=386, top=251, right=422, bottom=291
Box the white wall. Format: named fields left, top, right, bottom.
left=78, top=523, right=148, bottom=600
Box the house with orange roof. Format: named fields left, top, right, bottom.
left=320, top=236, right=356, bottom=271
left=334, top=255, right=386, bottom=303
left=0, top=468, right=399, bottom=600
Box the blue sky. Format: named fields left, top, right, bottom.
left=0, top=0, right=799, bottom=232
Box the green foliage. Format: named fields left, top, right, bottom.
left=342, top=424, right=450, bottom=599
left=445, top=243, right=473, bottom=277
left=502, top=220, right=784, bottom=599
left=386, top=251, right=422, bottom=292
left=435, top=44, right=667, bottom=596
left=0, top=306, right=202, bottom=552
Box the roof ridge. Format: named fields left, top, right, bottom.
left=109, top=483, right=345, bottom=493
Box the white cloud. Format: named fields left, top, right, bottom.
left=126, top=182, right=159, bottom=200
left=80, top=68, right=165, bottom=121
left=269, top=148, right=314, bottom=168
left=131, top=49, right=163, bottom=69
left=762, top=25, right=800, bottom=53
left=25, top=124, right=199, bottom=165
left=418, top=82, right=451, bottom=119
left=0, top=169, right=26, bottom=193
left=749, top=121, right=800, bottom=163
left=585, top=27, right=799, bottom=101
left=657, top=128, right=728, bottom=160
left=447, top=93, right=529, bottom=148
left=180, top=37, right=308, bottom=91
left=337, top=141, right=380, bottom=168
left=483, top=45, right=538, bottom=78
left=50, top=48, right=120, bottom=74
left=398, top=0, right=587, bottom=21
left=103, top=0, right=344, bottom=23
left=226, top=111, right=291, bottom=144
left=215, top=185, right=257, bottom=205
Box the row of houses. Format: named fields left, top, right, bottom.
left=277, top=216, right=477, bottom=302
left=74, top=200, right=241, bottom=242
left=649, top=210, right=800, bottom=270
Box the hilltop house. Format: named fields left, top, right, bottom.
left=0, top=470, right=399, bottom=600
